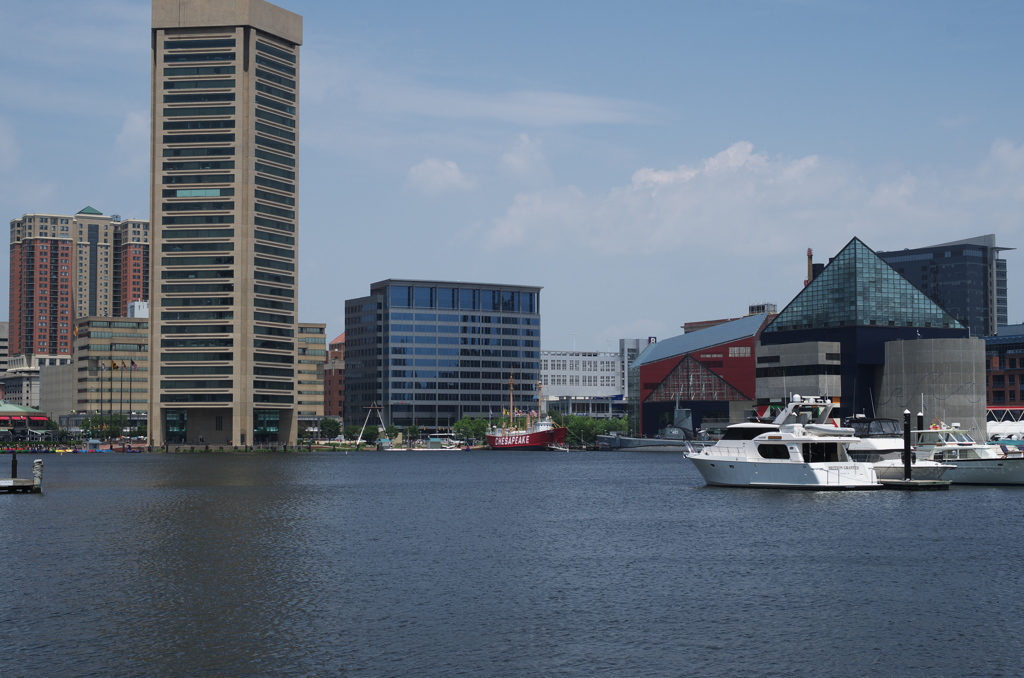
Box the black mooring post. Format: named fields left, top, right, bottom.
left=917, top=413, right=924, bottom=432
left=11, top=452, right=16, bottom=479
left=903, top=409, right=912, bottom=481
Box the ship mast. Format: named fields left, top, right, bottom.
left=507, top=373, right=515, bottom=433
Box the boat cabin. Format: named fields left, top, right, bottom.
left=756, top=440, right=849, bottom=463
left=844, top=417, right=902, bottom=438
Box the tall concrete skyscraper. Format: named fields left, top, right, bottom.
left=150, top=0, right=302, bottom=446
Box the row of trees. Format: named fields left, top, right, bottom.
left=313, top=413, right=628, bottom=448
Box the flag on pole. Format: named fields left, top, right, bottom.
left=111, top=361, right=119, bottom=370
left=100, top=362, right=106, bottom=371
left=130, top=360, right=138, bottom=370
left=121, top=361, right=127, bottom=370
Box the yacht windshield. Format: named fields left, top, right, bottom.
left=722, top=425, right=778, bottom=441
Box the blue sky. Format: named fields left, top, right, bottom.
left=3, top=0, right=1024, bottom=349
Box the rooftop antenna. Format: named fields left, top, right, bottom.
left=804, top=247, right=813, bottom=286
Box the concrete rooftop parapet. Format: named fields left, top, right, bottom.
left=153, top=0, right=302, bottom=45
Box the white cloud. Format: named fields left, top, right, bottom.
left=302, top=53, right=654, bottom=126
left=485, top=140, right=1024, bottom=259
left=405, top=158, right=475, bottom=195
left=498, top=133, right=552, bottom=187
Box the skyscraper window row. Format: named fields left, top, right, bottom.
left=255, top=68, right=295, bottom=89
left=164, top=106, right=236, bottom=117
left=162, top=188, right=234, bottom=198
left=163, top=79, right=236, bottom=90
left=253, top=257, right=294, bottom=272
left=255, top=40, right=296, bottom=63
left=254, top=149, right=295, bottom=167
left=163, top=52, right=236, bottom=63
left=254, top=189, right=294, bottom=206
left=254, top=175, right=294, bottom=193
left=163, top=133, right=236, bottom=144
left=254, top=54, right=295, bottom=76
left=163, top=174, right=236, bottom=185
left=255, top=135, right=294, bottom=154
left=254, top=122, right=295, bottom=141
left=163, top=147, right=235, bottom=158
left=253, top=270, right=293, bottom=285
left=253, top=217, right=294, bottom=233
left=253, top=244, right=294, bottom=259
left=255, top=95, right=295, bottom=115
left=254, top=204, right=294, bottom=219
left=161, top=201, right=235, bottom=212
left=254, top=284, right=294, bottom=298
left=164, top=92, right=236, bottom=104
left=254, top=109, right=295, bottom=129
left=254, top=230, right=294, bottom=246
left=164, top=65, right=236, bottom=77
left=164, top=119, right=236, bottom=130
left=164, top=38, right=236, bottom=50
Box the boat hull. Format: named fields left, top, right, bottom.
left=873, top=460, right=953, bottom=481
left=933, top=457, right=1024, bottom=485
left=596, top=435, right=693, bottom=452
left=688, top=455, right=882, bottom=490
left=486, top=427, right=568, bottom=451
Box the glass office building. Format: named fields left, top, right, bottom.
left=759, top=237, right=969, bottom=417
left=877, top=235, right=1011, bottom=337
left=345, top=280, right=541, bottom=432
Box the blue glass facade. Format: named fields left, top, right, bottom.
left=877, top=235, right=1011, bottom=337
left=345, top=280, right=541, bottom=431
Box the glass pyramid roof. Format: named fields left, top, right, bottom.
left=765, top=237, right=964, bottom=333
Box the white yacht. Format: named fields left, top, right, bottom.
left=914, top=424, right=1024, bottom=485
left=844, top=415, right=953, bottom=480
left=687, top=395, right=882, bottom=490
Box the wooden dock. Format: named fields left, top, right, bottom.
left=0, top=478, right=41, bottom=493
left=0, top=458, right=43, bottom=493
left=879, top=478, right=951, bottom=491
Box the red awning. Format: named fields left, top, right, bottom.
left=10, top=416, right=26, bottom=421
left=29, top=417, right=47, bottom=422
left=0, top=417, right=9, bottom=423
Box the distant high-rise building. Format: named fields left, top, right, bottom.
left=8, top=208, right=150, bottom=361
left=345, top=280, right=542, bottom=432
left=877, top=234, right=1011, bottom=337
left=297, top=323, right=327, bottom=429
left=7, top=208, right=150, bottom=407
left=323, top=332, right=345, bottom=419
left=149, top=0, right=303, bottom=446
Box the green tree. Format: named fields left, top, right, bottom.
left=319, top=417, right=341, bottom=439
left=453, top=416, right=488, bottom=443
left=385, top=425, right=398, bottom=441
left=82, top=414, right=128, bottom=440
left=344, top=425, right=362, bottom=441
left=405, top=425, right=420, bottom=442
left=361, top=426, right=379, bottom=445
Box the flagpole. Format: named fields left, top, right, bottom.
left=119, top=363, right=125, bottom=437
left=109, top=361, right=114, bottom=440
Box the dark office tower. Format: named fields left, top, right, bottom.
left=150, top=0, right=302, bottom=446
left=878, top=235, right=1011, bottom=337
left=344, top=280, right=543, bottom=434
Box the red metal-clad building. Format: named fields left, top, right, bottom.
left=630, top=313, right=775, bottom=436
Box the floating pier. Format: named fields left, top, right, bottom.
left=0, top=456, right=42, bottom=493
left=879, top=478, right=951, bottom=491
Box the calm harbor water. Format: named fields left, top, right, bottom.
left=1, top=449, right=1023, bottom=677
